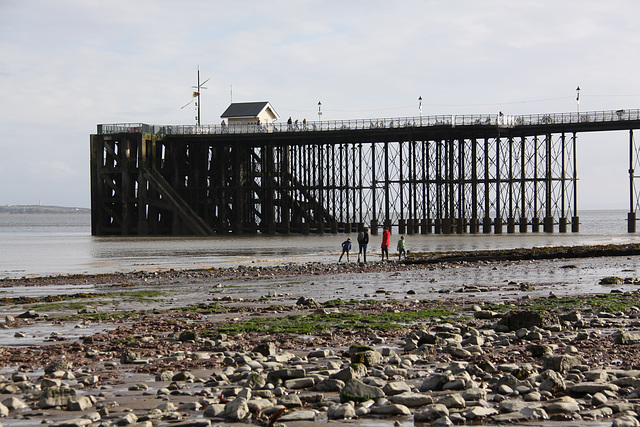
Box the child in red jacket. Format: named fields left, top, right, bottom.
left=381, top=227, right=390, bottom=261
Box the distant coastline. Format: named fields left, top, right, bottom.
left=0, top=205, right=90, bottom=214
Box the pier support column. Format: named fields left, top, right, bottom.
left=469, top=217, right=479, bottom=234
left=483, top=217, right=492, bottom=234
left=572, top=216, right=580, bottom=233
left=507, top=217, right=515, bottom=233
left=544, top=216, right=554, bottom=233
left=370, top=219, right=378, bottom=236
left=398, top=219, right=406, bottom=234
left=559, top=217, right=567, bottom=233
left=532, top=217, right=540, bottom=232
left=420, top=218, right=428, bottom=234
left=441, top=218, right=452, bottom=234
left=494, top=216, right=502, bottom=234
left=519, top=216, right=528, bottom=233
left=406, top=219, right=414, bottom=235
left=629, top=212, right=637, bottom=233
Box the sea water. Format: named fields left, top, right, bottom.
left=0, top=211, right=637, bottom=279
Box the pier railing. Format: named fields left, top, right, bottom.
left=97, top=108, right=640, bottom=136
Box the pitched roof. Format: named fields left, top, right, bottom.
left=220, top=101, right=279, bottom=119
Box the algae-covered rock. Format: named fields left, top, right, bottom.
left=340, top=379, right=385, bottom=403
left=499, top=310, right=560, bottom=331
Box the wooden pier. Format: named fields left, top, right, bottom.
left=90, top=110, right=640, bottom=235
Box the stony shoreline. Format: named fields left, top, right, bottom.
left=0, top=247, right=640, bottom=426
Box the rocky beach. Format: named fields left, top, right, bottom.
left=1, top=244, right=640, bottom=426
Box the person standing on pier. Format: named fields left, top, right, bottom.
left=381, top=226, right=390, bottom=261
left=339, top=237, right=352, bottom=263
left=357, top=227, right=369, bottom=263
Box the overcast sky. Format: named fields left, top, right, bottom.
left=1, top=0, right=639, bottom=210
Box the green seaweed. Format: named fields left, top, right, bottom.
left=214, top=308, right=460, bottom=335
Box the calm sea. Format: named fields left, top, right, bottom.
left=0, top=211, right=637, bottom=279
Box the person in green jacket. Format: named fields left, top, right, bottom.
left=397, top=235, right=406, bottom=260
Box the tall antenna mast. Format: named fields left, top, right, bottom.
left=180, top=67, right=211, bottom=125
left=192, top=65, right=210, bottom=126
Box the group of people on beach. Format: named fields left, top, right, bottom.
left=338, top=226, right=406, bottom=263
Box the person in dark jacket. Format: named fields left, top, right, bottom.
left=357, top=227, right=369, bottom=263
left=339, top=237, right=352, bottom=262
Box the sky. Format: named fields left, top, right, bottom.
left=1, top=0, right=639, bottom=210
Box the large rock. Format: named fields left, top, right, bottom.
left=543, top=355, right=583, bottom=373
left=348, top=345, right=381, bottom=366
left=388, top=392, right=433, bottom=407
left=331, top=364, right=367, bottom=382
left=612, top=415, right=640, bottom=427
left=277, top=394, right=303, bottom=408
left=178, top=330, right=198, bottom=342
left=369, top=404, right=411, bottom=416
left=203, top=404, right=226, bottom=418
left=340, top=379, right=385, bottom=403
left=613, top=331, right=640, bottom=345
left=419, top=373, right=453, bottom=392
left=461, top=406, right=499, bottom=420
left=462, top=387, right=487, bottom=401
left=437, top=393, right=466, bottom=409
left=499, top=399, right=537, bottom=413
left=244, top=373, right=267, bottom=389
left=266, top=368, right=306, bottom=384
left=382, top=381, right=411, bottom=396
left=253, top=341, right=277, bottom=356
left=1, top=396, right=27, bottom=410
left=414, top=404, right=449, bottom=422
left=172, top=370, right=195, bottom=381
left=569, top=382, right=619, bottom=394
left=279, top=410, right=317, bottom=421
left=119, top=349, right=140, bottom=364
left=545, top=397, right=580, bottom=415
left=520, top=406, right=549, bottom=420
left=538, top=369, right=566, bottom=393
left=44, top=361, right=70, bottom=375
left=39, top=387, right=76, bottom=408
left=327, top=403, right=356, bottom=419
left=67, top=396, right=93, bottom=411
left=155, top=370, right=174, bottom=381
left=115, top=413, right=138, bottom=425
left=224, top=397, right=249, bottom=422
left=51, top=418, right=93, bottom=426
left=499, top=310, right=559, bottom=331
left=284, top=377, right=314, bottom=389
left=296, top=296, right=319, bottom=307
left=315, top=378, right=345, bottom=392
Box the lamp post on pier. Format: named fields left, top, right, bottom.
left=576, top=86, right=581, bottom=121
left=318, top=101, right=322, bottom=124
left=418, top=96, right=423, bottom=125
